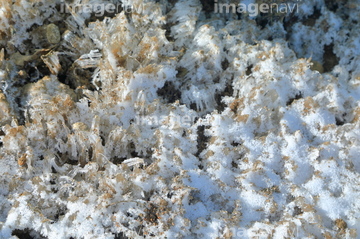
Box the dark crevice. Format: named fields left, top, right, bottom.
left=51, top=166, right=57, bottom=173
left=100, top=135, right=106, bottom=146
left=200, top=0, right=214, bottom=18
left=15, top=96, right=25, bottom=125
left=55, top=50, right=97, bottom=91
left=157, top=81, right=181, bottom=103
left=67, top=67, right=97, bottom=90
left=164, top=22, right=175, bottom=42
left=167, top=192, right=173, bottom=198
left=302, top=8, right=321, bottom=27
left=54, top=208, right=67, bottom=222
left=246, top=64, right=253, bottom=76
left=256, top=12, right=270, bottom=29
left=56, top=54, right=75, bottom=83
left=221, top=58, right=229, bottom=71
left=335, top=117, right=344, bottom=126
left=335, top=113, right=346, bottom=126
left=56, top=151, right=77, bottom=166
left=293, top=206, right=303, bottom=216
left=324, top=0, right=340, bottom=12
left=26, top=64, right=48, bottom=83
left=231, top=160, right=238, bottom=168
left=113, top=156, right=127, bottom=165
left=196, top=125, right=210, bottom=167
left=323, top=43, right=339, bottom=72
left=88, top=147, right=93, bottom=161
left=112, top=141, right=149, bottom=165
left=129, top=141, right=140, bottom=158
left=12, top=228, right=47, bottom=239
left=286, top=92, right=303, bottom=106
left=231, top=141, right=240, bottom=147
left=283, top=15, right=299, bottom=41
left=0, top=128, right=4, bottom=137
left=215, top=82, right=234, bottom=112
left=143, top=190, right=154, bottom=201
left=189, top=102, right=197, bottom=111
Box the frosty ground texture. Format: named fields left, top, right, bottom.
left=0, top=0, right=360, bottom=238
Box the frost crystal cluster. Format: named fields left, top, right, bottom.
left=0, top=0, right=360, bottom=238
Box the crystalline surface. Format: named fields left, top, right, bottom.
left=0, top=0, right=360, bottom=238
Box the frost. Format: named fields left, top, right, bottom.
left=0, top=0, right=360, bottom=238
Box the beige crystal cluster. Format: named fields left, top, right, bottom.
left=0, top=0, right=360, bottom=238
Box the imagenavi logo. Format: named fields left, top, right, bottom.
left=214, top=0, right=301, bottom=17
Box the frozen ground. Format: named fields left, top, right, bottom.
left=0, top=0, right=360, bottom=238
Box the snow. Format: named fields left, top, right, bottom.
left=0, top=0, right=360, bottom=238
